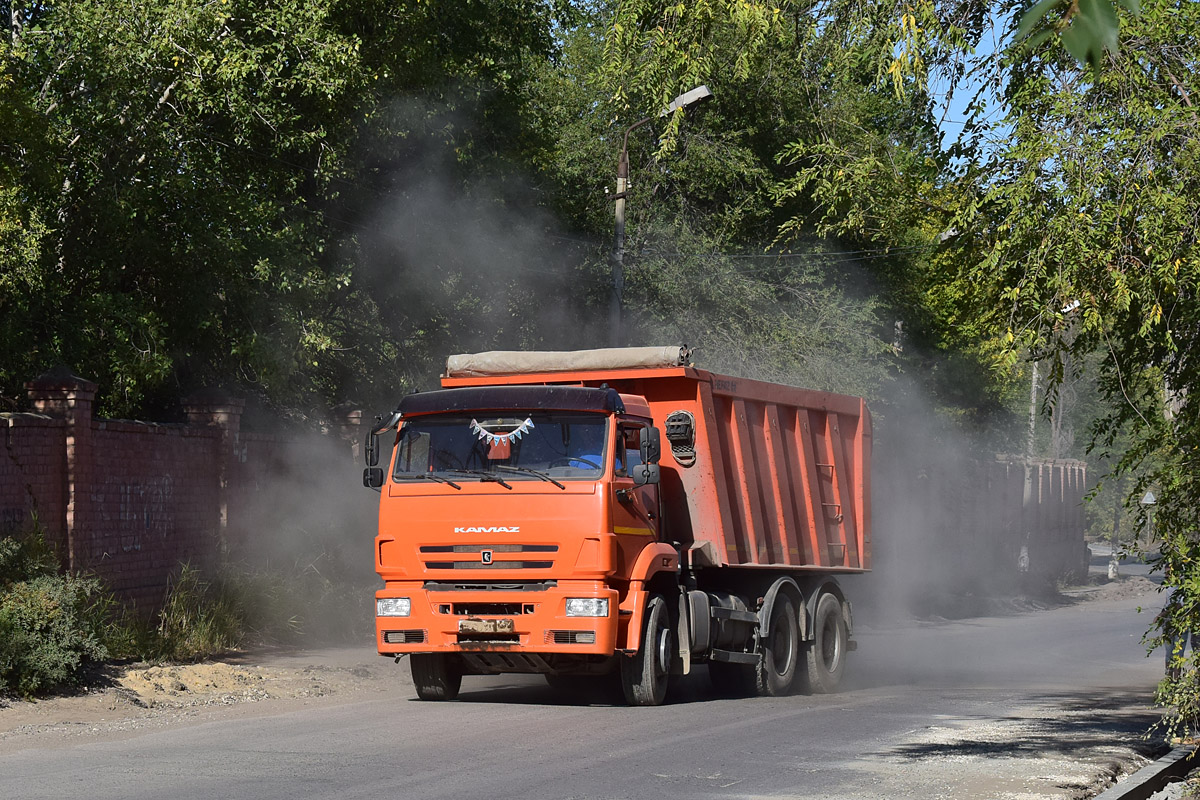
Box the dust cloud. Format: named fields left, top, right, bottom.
left=228, top=429, right=378, bottom=642
left=351, top=103, right=610, bottom=396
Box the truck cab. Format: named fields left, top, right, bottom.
left=368, top=384, right=676, bottom=701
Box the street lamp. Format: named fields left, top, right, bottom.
left=610, top=85, right=713, bottom=347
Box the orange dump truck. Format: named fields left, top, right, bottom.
left=363, top=346, right=871, bottom=705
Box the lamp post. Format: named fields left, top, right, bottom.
left=610, top=85, right=712, bottom=347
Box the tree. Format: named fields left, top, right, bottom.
left=962, top=0, right=1199, bottom=736
left=520, top=0, right=955, bottom=398
left=0, top=0, right=571, bottom=418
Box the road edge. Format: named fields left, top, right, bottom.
left=1094, top=746, right=1199, bottom=800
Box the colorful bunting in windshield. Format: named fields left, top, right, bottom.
left=469, top=417, right=535, bottom=445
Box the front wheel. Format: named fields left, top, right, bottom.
left=411, top=653, right=463, bottom=701
left=805, top=592, right=848, bottom=694
left=621, top=595, right=672, bottom=706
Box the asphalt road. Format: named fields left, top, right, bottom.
left=0, top=587, right=1167, bottom=800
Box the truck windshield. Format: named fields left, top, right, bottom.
left=392, top=411, right=609, bottom=482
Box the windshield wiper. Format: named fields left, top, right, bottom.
left=422, top=474, right=462, bottom=490
left=446, top=469, right=512, bottom=490
left=492, top=465, right=566, bottom=490
left=395, top=473, right=462, bottom=489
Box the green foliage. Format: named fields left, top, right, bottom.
left=526, top=1, right=935, bottom=400
left=935, top=0, right=1200, bottom=732
left=1, top=0, right=572, bottom=418
left=0, top=574, right=110, bottom=697
left=0, top=524, right=109, bottom=697
left=627, top=234, right=895, bottom=398
left=107, top=561, right=373, bottom=664
left=147, top=564, right=247, bottom=662
left=1016, top=0, right=1140, bottom=70
left=0, top=524, right=59, bottom=584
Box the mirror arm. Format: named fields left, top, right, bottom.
left=365, top=410, right=402, bottom=468
left=372, top=410, right=402, bottom=438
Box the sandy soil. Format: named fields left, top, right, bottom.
left=0, top=646, right=404, bottom=752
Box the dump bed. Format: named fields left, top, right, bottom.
left=442, top=348, right=871, bottom=572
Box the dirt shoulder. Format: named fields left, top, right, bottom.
left=0, top=645, right=407, bottom=753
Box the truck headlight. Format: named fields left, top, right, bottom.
left=565, top=598, right=608, bottom=617
left=377, top=597, right=412, bottom=617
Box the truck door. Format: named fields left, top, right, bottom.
left=612, top=423, right=660, bottom=540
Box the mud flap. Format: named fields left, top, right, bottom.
left=674, top=593, right=691, bottom=675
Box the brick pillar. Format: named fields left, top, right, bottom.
left=26, top=366, right=98, bottom=572
left=330, top=403, right=364, bottom=462
left=182, top=389, right=245, bottom=557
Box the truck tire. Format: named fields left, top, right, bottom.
left=621, top=595, right=672, bottom=706
left=411, top=653, right=462, bottom=701
left=805, top=592, right=847, bottom=694
left=757, top=595, right=800, bottom=696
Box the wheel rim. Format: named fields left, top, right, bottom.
left=656, top=622, right=671, bottom=676
left=772, top=615, right=795, bottom=675
left=821, top=615, right=841, bottom=671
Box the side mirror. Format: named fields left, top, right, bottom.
left=364, top=410, right=402, bottom=490
left=363, top=467, right=385, bottom=489
left=365, top=430, right=380, bottom=467
left=366, top=410, right=402, bottom=467
left=632, top=462, right=660, bottom=487
left=639, top=426, right=661, bottom=465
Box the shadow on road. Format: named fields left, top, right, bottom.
left=879, top=687, right=1164, bottom=762
left=414, top=668, right=790, bottom=708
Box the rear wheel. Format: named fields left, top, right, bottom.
left=621, top=595, right=672, bottom=706
left=757, top=595, right=800, bottom=696
left=805, top=593, right=847, bottom=694
left=411, top=653, right=463, bottom=701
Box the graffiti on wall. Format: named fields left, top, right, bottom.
left=1, top=506, right=25, bottom=535
left=92, top=476, right=175, bottom=554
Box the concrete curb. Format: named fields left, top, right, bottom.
left=1094, top=746, right=1199, bottom=800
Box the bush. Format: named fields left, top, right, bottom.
left=148, top=564, right=247, bottom=662
left=0, top=574, right=109, bottom=696
left=0, top=524, right=59, bottom=584
left=133, top=561, right=372, bottom=662
left=229, top=562, right=372, bottom=647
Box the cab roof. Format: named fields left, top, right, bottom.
left=398, top=385, right=626, bottom=416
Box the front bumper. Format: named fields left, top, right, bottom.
left=376, top=581, right=620, bottom=656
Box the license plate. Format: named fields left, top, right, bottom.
left=458, top=619, right=515, bottom=634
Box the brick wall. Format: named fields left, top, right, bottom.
left=1, top=368, right=362, bottom=610
left=85, top=421, right=222, bottom=608
left=0, top=414, right=68, bottom=558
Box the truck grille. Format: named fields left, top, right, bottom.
left=420, top=544, right=558, bottom=554
left=426, top=561, right=553, bottom=570
left=420, top=544, right=557, bottom=572
left=446, top=603, right=527, bottom=616
left=382, top=630, right=427, bottom=644
left=424, top=581, right=556, bottom=592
